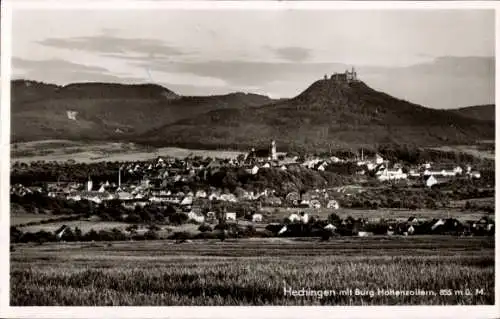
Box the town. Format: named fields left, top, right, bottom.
left=10, top=140, right=494, bottom=243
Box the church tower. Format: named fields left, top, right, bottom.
left=86, top=176, right=93, bottom=192
left=270, top=140, right=277, bottom=160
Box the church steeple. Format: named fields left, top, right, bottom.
left=270, top=140, right=277, bottom=160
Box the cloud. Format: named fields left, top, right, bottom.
left=132, top=59, right=348, bottom=87
left=359, top=56, right=494, bottom=108
left=13, top=57, right=109, bottom=73
left=12, top=56, right=229, bottom=90
left=271, top=46, right=311, bottom=62
left=12, top=56, right=143, bottom=84
left=38, top=35, right=187, bottom=57
left=12, top=55, right=494, bottom=109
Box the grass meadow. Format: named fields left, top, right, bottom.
left=11, top=236, right=494, bottom=306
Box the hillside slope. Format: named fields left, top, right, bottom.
left=11, top=80, right=275, bottom=142
left=138, top=78, right=495, bottom=151
left=448, top=104, right=494, bottom=122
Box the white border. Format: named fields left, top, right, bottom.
left=5, top=0, right=500, bottom=10
left=0, top=0, right=13, bottom=316
left=1, top=1, right=499, bottom=318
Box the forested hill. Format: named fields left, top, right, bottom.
left=137, top=77, right=495, bottom=151
left=11, top=80, right=276, bottom=142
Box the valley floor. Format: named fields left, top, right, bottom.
left=11, top=140, right=243, bottom=163
left=11, top=236, right=494, bottom=306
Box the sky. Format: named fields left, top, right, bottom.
left=12, top=8, right=495, bottom=109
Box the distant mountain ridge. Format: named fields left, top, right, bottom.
left=11, top=80, right=276, bottom=142
left=11, top=78, right=495, bottom=151
left=137, top=77, right=495, bottom=151
left=448, top=104, right=494, bottom=122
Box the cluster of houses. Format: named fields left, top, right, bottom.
left=242, top=142, right=482, bottom=187
left=273, top=214, right=494, bottom=238
left=353, top=151, right=481, bottom=185
left=11, top=141, right=484, bottom=215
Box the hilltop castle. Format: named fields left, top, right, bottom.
left=324, top=67, right=358, bottom=83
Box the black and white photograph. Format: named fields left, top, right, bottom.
left=1, top=1, right=497, bottom=317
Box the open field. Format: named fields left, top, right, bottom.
left=11, top=140, right=244, bottom=163
left=430, top=144, right=495, bottom=161
left=11, top=236, right=494, bottom=306
left=10, top=213, right=72, bottom=226
left=260, top=207, right=494, bottom=223
left=16, top=220, right=134, bottom=233
left=11, top=206, right=494, bottom=236
left=14, top=219, right=202, bottom=239
left=11, top=140, right=496, bottom=163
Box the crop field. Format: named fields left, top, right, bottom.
left=11, top=236, right=494, bottom=306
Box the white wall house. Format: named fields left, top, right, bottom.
left=252, top=213, right=263, bottom=222
left=300, top=213, right=309, bottom=224
left=180, top=196, right=193, bottom=206
left=66, top=193, right=82, bottom=201
left=208, top=193, right=220, bottom=201
left=375, top=153, right=384, bottom=165
left=366, top=163, right=376, bottom=171
left=220, top=194, right=237, bottom=202
left=225, top=212, right=237, bottom=221
left=117, top=191, right=133, bottom=200
left=425, top=175, right=438, bottom=188
left=408, top=169, right=420, bottom=178
left=195, top=190, right=207, bottom=198
left=288, top=213, right=301, bottom=223
left=188, top=211, right=205, bottom=223
left=327, top=199, right=340, bottom=209
left=245, top=165, right=259, bottom=175
left=310, top=199, right=321, bottom=209
left=469, top=171, right=481, bottom=179
left=377, top=168, right=408, bottom=181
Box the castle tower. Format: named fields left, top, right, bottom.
left=270, top=140, right=277, bottom=161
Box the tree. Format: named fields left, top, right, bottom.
left=237, top=154, right=246, bottom=163
left=125, top=213, right=141, bottom=224
left=165, top=205, right=177, bottom=216
left=85, top=229, right=99, bottom=241
left=169, top=212, right=189, bottom=225
left=465, top=201, right=472, bottom=210
left=198, top=224, right=213, bottom=232
left=10, top=226, right=23, bottom=243
left=328, top=213, right=342, bottom=225
left=126, top=224, right=139, bottom=234
left=144, top=230, right=159, bottom=240
left=139, top=210, right=153, bottom=222
left=148, top=224, right=161, bottom=231
left=320, top=229, right=333, bottom=241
